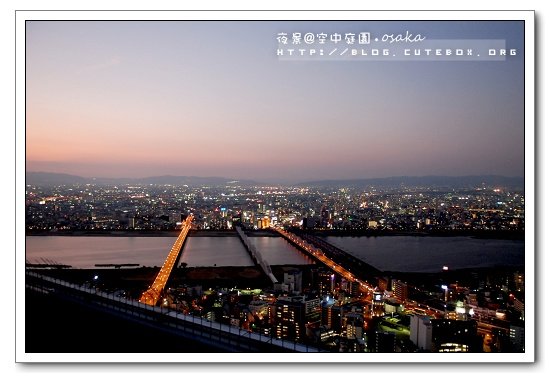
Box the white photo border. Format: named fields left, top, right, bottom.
left=15, top=9, right=535, bottom=364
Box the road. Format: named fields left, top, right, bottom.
left=272, top=226, right=375, bottom=297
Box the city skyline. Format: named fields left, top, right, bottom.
left=26, top=20, right=525, bottom=182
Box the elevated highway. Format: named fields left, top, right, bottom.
left=271, top=226, right=375, bottom=295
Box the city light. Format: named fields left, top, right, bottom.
left=26, top=180, right=526, bottom=353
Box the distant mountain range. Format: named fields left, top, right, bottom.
left=25, top=172, right=524, bottom=189
left=295, top=175, right=524, bottom=189
left=25, top=172, right=259, bottom=187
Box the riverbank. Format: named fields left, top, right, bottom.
left=312, top=229, right=524, bottom=240
left=27, top=264, right=321, bottom=299
left=26, top=263, right=523, bottom=298
left=26, top=229, right=239, bottom=237
left=25, top=228, right=524, bottom=240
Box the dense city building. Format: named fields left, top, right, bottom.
left=26, top=182, right=525, bottom=234
left=25, top=180, right=525, bottom=353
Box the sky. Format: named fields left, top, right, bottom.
left=25, top=20, right=525, bottom=182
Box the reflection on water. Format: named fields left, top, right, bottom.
left=25, top=235, right=311, bottom=269
left=180, top=237, right=253, bottom=267
left=25, top=236, right=174, bottom=269
left=25, top=234, right=524, bottom=272
left=247, top=237, right=315, bottom=265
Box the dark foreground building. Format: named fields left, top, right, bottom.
left=26, top=288, right=224, bottom=353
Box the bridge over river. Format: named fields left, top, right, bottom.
left=139, top=214, right=193, bottom=306
left=271, top=227, right=377, bottom=295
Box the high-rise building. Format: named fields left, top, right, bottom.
left=340, top=312, right=366, bottom=352
left=509, top=325, right=525, bottom=352
left=343, top=312, right=363, bottom=340
left=304, top=296, right=321, bottom=327
left=350, top=281, right=360, bottom=297
left=272, top=297, right=303, bottom=341
left=257, top=201, right=265, bottom=213
left=372, top=292, right=385, bottom=317
left=512, top=297, right=525, bottom=319
left=321, top=206, right=330, bottom=227
left=272, top=295, right=320, bottom=342
left=391, top=279, right=408, bottom=302
left=321, top=300, right=343, bottom=333
left=410, top=315, right=433, bottom=351
left=514, top=272, right=525, bottom=292
left=283, top=270, right=303, bottom=294
left=317, top=270, right=335, bottom=296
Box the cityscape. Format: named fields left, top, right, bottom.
left=25, top=174, right=526, bottom=353
left=26, top=176, right=524, bottom=234
left=21, top=17, right=530, bottom=360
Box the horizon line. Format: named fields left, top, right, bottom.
left=25, top=170, right=525, bottom=183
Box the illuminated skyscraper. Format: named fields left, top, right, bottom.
left=372, top=292, right=385, bottom=317
left=317, top=270, right=335, bottom=296
left=391, top=279, right=408, bottom=302
left=272, top=295, right=320, bottom=342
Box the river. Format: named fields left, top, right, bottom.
left=324, top=235, right=524, bottom=272
left=25, top=234, right=524, bottom=272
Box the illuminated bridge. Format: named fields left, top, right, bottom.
left=271, top=226, right=375, bottom=295
left=139, top=214, right=194, bottom=306
left=298, top=233, right=382, bottom=287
